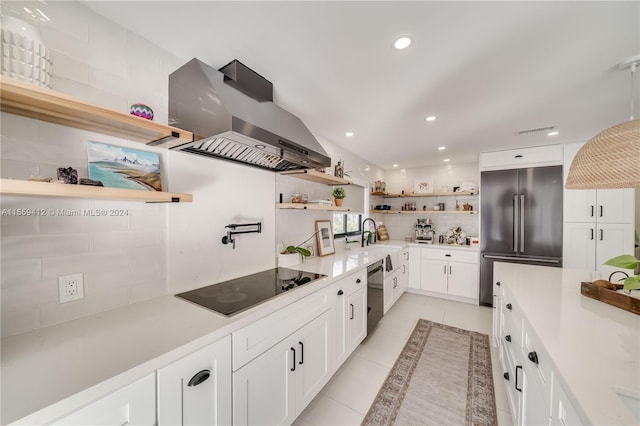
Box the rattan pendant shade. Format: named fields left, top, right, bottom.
left=565, top=119, right=640, bottom=189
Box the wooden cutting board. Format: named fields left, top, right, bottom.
left=377, top=225, right=389, bottom=241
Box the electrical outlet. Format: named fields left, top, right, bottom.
left=59, top=273, right=84, bottom=303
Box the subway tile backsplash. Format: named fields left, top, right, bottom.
left=0, top=1, right=180, bottom=337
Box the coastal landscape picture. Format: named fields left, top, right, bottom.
left=87, top=141, right=162, bottom=191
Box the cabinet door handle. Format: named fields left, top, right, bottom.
left=600, top=229, right=604, bottom=241
left=350, top=303, right=354, bottom=320
left=449, top=265, right=452, bottom=275
left=503, top=372, right=510, bottom=381
left=528, top=351, right=539, bottom=365
left=515, top=365, right=522, bottom=392
left=299, top=341, right=304, bottom=365
left=505, top=335, right=512, bottom=342
left=590, top=205, right=594, bottom=217
left=445, top=254, right=451, bottom=257
left=403, top=264, right=406, bottom=274
left=506, top=303, right=512, bottom=311
left=599, top=205, right=603, bottom=217
left=590, top=228, right=594, bottom=240
left=443, top=265, right=447, bottom=275
left=290, top=348, right=296, bottom=371
left=337, top=289, right=344, bottom=296
left=356, top=278, right=361, bottom=284
left=187, top=369, right=211, bottom=387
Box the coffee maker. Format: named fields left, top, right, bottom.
left=415, top=219, right=436, bottom=244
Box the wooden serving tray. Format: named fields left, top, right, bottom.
left=580, top=282, right=640, bottom=315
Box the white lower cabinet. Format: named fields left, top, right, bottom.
left=233, top=309, right=332, bottom=426
left=52, top=373, right=156, bottom=426
left=408, top=247, right=421, bottom=289
left=418, top=248, right=479, bottom=302
left=495, top=263, right=585, bottom=426
left=157, top=335, right=232, bottom=426
left=332, top=269, right=367, bottom=367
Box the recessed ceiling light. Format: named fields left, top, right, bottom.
left=392, top=35, right=414, bottom=50
left=425, top=116, right=437, bottom=122
left=443, top=158, right=450, bottom=162
left=547, top=131, right=559, bottom=136
left=438, top=146, right=446, bottom=151
left=400, top=169, right=406, bottom=174
left=345, top=131, right=354, bottom=137
left=255, top=144, right=266, bottom=149
left=392, top=164, right=399, bottom=168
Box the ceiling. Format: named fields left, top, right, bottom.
left=82, top=2, right=640, bottom=169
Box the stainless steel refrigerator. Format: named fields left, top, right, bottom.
left=479, top=165, right=563, bottom=306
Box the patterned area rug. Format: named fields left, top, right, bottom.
left=362, top=319, right=497, bottom=426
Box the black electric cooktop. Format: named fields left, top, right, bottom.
left=175, top=268, right=326, bottom=316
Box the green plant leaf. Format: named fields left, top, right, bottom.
left=604, top=254, right=639, bottom=270
left=285, top=246, right=311, bottom=257
left=623, top=276, right=640, bottom=291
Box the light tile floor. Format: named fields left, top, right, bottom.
left=293, top=292, right=513, bottom=426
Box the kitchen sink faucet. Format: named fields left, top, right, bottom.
left=361, top=218, right=377, bottom=247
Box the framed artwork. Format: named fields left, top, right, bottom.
left=87, top=141, right=162, bottom=191
left=315, top=220, right=335, bottom=256
left=413, top=176, right=434, bottom=194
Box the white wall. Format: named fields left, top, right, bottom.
left=374, top=163, right=480, bottom=241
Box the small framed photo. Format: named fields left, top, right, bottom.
left=315, top=220, right=335, bottom=257
left=414, top=176, right=434, bottom=194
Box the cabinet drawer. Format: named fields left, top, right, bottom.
left=232, top=287, right=330, bottom=371
left=421, top=247, right=478, bottom=263
left=53, top=373, right=156, bottom=426
left=522, top=318, right=552, bottom=388
left=343, top=269, right=367, bottom=295
left=480, top=144, right=563, bottom=171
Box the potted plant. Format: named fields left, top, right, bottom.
left=332, top=187, right=346, bottom=207
left=278, top=231, right=317, bottom=267
left=605, top=254, right=640, bottom=292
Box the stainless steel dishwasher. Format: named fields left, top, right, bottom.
left=367, top=260, right=384, bottom=334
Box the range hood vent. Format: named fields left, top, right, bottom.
left=168, top=58, right=331, bottom=172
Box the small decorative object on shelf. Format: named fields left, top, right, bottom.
left=332, top=187, right=346, bottom=207
left=129, top=103, right=154, bottom=120
left=334, top=161, right=344, bottom=178
left=79, top=178, right=103, bottom=187
left=373, top=180, right=386, bottom=193
left=57, top=167, right=78, bottom=184
left=1, top=16, right=52, bottom=88
left=27, top=176, right=52, bottom=182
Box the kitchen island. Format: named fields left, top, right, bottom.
left=494, top=262, right=640, bottom=425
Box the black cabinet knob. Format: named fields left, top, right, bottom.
left=187, top=369, right=211, bottom=387
left=496, top=281, right=501, bottom=286
left=528, top=351, right=539, bottom=364
left=356, top=278, right=361, bottom=284
left=505, top=335, right=511, bottom=342
left=337, top=289, right=344, bottom=296
left=503, top=372, right=510, bottom=381
left=506, top=303, right=512, bottom=311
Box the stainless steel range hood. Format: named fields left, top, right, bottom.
left=167, top=58, right=331, bottom=172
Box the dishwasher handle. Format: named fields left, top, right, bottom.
left=367, top=265, right=383, bottom=277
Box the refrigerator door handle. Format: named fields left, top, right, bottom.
left=513, top=195, right=519, bottom=253
left=520, top=195, right=525, bottom=253
left=483, top=254, right=561, bottom=264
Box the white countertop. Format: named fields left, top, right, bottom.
left=496, top=262, right=640, bottom=425
left=1, top=244, right=404, bottom=424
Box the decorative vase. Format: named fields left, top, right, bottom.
left=1, top=16, right=52, bottom=88
left=277, top=252, right=302, bottom=268
left=335, top=198, right=343, bottom=207
left=130, top=103, right=154, bottom=120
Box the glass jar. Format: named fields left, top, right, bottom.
left=291, top=193, right=302, bottom=203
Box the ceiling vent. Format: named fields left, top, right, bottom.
left=516, top=126, right=556, bottom=135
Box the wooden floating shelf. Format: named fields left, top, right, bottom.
left=371, top=209, right=477, bottom=215
left=0, top=179, right=193, bottom=203
left=280, top=169, right=352, bottom=186
left=0, top=76, right=193, bottom=147
left=371, top=191, right=478, bottom=198
left=276, top=203, right=350, bottom=212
